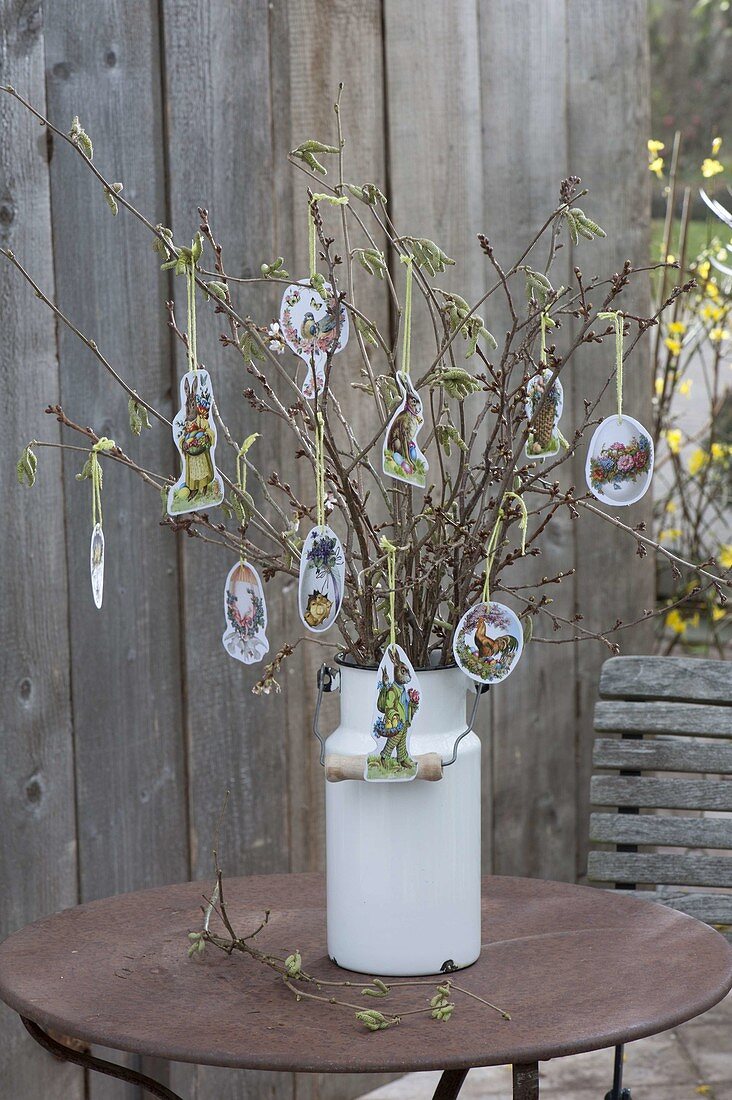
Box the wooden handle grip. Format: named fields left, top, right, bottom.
left=324, top=752, right=443, bottom=782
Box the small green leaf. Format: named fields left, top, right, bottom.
left=284, top=951, right=302, bottom=977
left=239, top=330, right=266, bottom=365
left=16, top=443, right=37, bottom=487
left=260, top=257, right=291, bottom=280
left=310, top=272, right=327, bottom=299
left=128, top=397, right=151, bottom=436
left=355, top=1010, right=395, bottom=1032
left=206, top=280, right=228, bottom=301
left=522, top=615, right=534, bottom=645
left=69, top=116, right=93, bottom=160
left=355, top=314, right=378, bottom=347
left=291, top=140, right=339, bottom=175
left=354, top=247, right=387, bottom=279
left=75, top=455, right=96, bottom=485
left=426, top=367, right=481, bottom=401
left=404, top=237, right=455, bottom=276
left=104, top=189, right=118, bottom=215
left=347, top=182, right=387, bottom=205
left=229, top=490, right=255, bottom=525
left=435, top=424, right=468, bottom=456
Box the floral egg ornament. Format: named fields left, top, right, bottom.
left=453, top=600, right=524, bottom=685
left=222, top=561, right=269, bottom=664
left=298, top=524, right=346, bottom=633
left=585, top=414, right=654, bottom=507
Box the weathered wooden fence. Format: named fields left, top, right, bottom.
left=1, top=1, right=651, bottom=1097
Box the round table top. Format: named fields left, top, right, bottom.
left=0, top=873, right=730, bottom=1074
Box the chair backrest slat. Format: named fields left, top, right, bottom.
left=590, top=811, right=732, bottom=850
left=593, top=736, right=732, bottom=774
left=599, top=655, right=732, bottom=703
left=588, top=851, right=732, bottom=889
left=594, top=700, right=732, bottom=738
left=590, top=774, right=732, bottom=812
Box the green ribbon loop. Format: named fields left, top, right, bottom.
left=89, top=437, right=116, bottom=530
left=598, top=310, right=624, bottom=423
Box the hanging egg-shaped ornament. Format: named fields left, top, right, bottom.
left=279, top=281, right=349, bottom=399
left=453, top=601, right=523, bottom=685
left=365, top=644, right=422, bottom=783
left=586, top=415, right=654, bottom=507
left=298, top=525, right=345, bottom=633
left=382, top=371, right=429, bottom=488
left=585, top=310, right=654, bottom=507
left=90, top=523, right=105, bottom=610
left=168, top=368, right=224, bottom=516
left=222, top=560, right=269, bottom=664
left=525, top=369, right=564, bottom=459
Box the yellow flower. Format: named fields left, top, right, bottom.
left=697, top=260, right=711, bottom=279
left=649, top=156, right=664, bottom=179
left=689, top=448, right=709, bottom=476
left=706, top=281, right=720, bottom=300
left=659, top=528, right=682, bottom=542
left=701, top=158, right=724, bottom=178
left=664, top=337, right=682, bottom=356
left=665, top=609, right=687, bottom=634
left=654, top=376, right=664, bottom=396
left=678, top=379, right=692, bottom=396
left=702, top=303, right=723, bottom=322
left=711, top=442, right=731, bottom=461
left=666, top=253, right=675, bottom=264
left=712, top=606, right=726, bottom=622
left=710, top=327, right=729, bottom=343
left=712, top=136, right=722, bottom=156
left=721, top=545, right=732, bottom=569
left=648, top=139, right=665, bottom=154
left=668, top=321, right=687, bottom=335
left=664, top=429, right=682, bottom=454
left=665, top=500, right=677, bottom=513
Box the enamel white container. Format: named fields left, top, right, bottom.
left=325, top=658, right=481, bottom=975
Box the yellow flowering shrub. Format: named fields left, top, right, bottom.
left=652, top=133, right=730, bottom=652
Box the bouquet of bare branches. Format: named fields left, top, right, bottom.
left=7, top=85, right=730, bottom=689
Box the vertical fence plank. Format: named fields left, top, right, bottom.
left=269, top=0, right=391, bottom=889
left=161, top=3, right=293, bottom=1098
left=0, top=5, right=82, bottom=1097
left=382, top=0, right=498, bottom=876
left=566, top=0, right=653, bottom=881
left=475, top=0, right=578, bottom=881
left=44, top=2, right=188, bottom=1096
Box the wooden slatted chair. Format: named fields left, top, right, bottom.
left=588, top=655, right=732, bottom=1100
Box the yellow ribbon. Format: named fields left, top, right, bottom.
left=598, top=310, right=624, bottom=423
left=185, top=253, right=198, bottom=373
left=481, top=491, right=528, bottom=603
left=400, top=254, right=414, bottom=376
left=314, top=412, right=326, bottom=529
left=379, top=535, right=398, bottom=649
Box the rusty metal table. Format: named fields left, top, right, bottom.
left=1, top=874, right=731, bottom=1100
